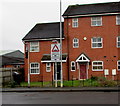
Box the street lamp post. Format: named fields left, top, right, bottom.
left=60, top=0, right=63, bottom=87
left=25, top=42, right=30, bottom=87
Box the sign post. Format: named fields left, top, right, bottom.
left=55, top=61, right=57, bottom=87
left=51, top=43, right=60, bottom=87
left=51, top=44, right=60, bottom=61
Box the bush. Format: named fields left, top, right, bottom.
left=90, top=76, right=98, bottom=81
left=98, top=77, right=106, bottom=82
left=7, top=81, right=17, bottom=88
left=99, top=80, right=117, bottom=87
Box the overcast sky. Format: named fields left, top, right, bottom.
left=0, top=0, right=118, bottom=52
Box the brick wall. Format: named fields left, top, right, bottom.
left=64, top=15, right=120, bottom=80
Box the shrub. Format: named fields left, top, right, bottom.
left=98, top=77, right=106, bottom=82
left=7, top=81, right=17, bottom=88
left=90, top=76, right=98, bottom=81
left=99, top=80, right=117, bottom=87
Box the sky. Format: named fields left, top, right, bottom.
left=0, top=0, right=118, bottom=52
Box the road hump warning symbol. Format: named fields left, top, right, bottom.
left=52, top=44, right=60, bottom=52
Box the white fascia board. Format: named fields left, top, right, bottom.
left=63, top=12, right=120, bottom=18
left=23, top=38, right=65, bottom=42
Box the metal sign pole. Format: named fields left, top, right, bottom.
left=51, top=43, right=60, bottom=88
left=55, top=59, right=57, bottom=87
left=27, top=43, right=30, bottom=87
left=60, top=0, right=63, bottom=87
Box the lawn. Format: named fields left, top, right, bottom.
left=20, top=81, right=52, bottom=87
left=20, top=79, right=119, bottom=87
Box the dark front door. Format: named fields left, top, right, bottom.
left=80, top=64, right=87, bottom=79
left=54, top=62, right=61, bottom=80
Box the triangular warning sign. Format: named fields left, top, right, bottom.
left=52, top=45, right=59, bottom=52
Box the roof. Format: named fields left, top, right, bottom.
left=41, top=53, right=67, bottom=62
left=0, top=50, right=15, bottom=56
left=63, top=2, right=120, bottom=17
left=0, top=50, right=24, bottom=59
left=0, top=56, right=24, bottom=65
left=0, top=50, right=24, bottom=67
left=22, top=22, right=64, bottom=41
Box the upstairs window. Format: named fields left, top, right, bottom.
left=46, top=63, right=51, bottom=72
left=30, top=62, right=40, bottom=74
left=117, top=60, right=120, bottom=70
left=73, top=38, right=79, bottom=48
left=116, top=15, right=120, bottom=25
left=92, top=61, right=103, bottom=71
left=30, top=42, right=39, bottom=52
left=91, top=16, right=102, bottom=26
left=71, top=61, right=76, bottom=71
left=92, top=37, right=103, bottom=48
left=72, top=18, right=78, bottom=28
left=117, top=36, right=120, bottom=48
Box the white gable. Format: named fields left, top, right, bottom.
left=76, top=54, right=90, bottom=62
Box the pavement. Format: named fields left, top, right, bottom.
left=1, top=87, right=120, bottom=92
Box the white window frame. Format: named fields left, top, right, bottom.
left=71, top=61, right=76, bottom=71
left=91, top=16, right=102, bottom=26
left=117, top=60, right=120, bottom=70
left=72, top=18, right=78, bottom=28
left=91, top=37, right=103, bottom=48
left=92, top=61, right=103, bottom=71
left=30, top=62, right=40, bottom=74
left=46, top=63, right=51, bottom=72
left=116, top=15, right=120, bottom=25
left=30, top=42, right=39, bottom=52
left=117, top=36, right=120, bottom=48
left=73, top=38, right=79, bottom=48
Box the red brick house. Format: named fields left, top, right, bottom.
left=22, top=2, right=120, bottom=82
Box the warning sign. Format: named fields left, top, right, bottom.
left=52, top=45, right=60, bottom=52
left=51, top=44, right=60, bottom=61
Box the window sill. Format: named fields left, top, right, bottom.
left=73, top=47, right=79, bottom=48
left=71, top=70, right=76, bottom=72
left=46, top=71, right=51, bottom=72
left=30, top=73, right=40, bottom=75
left=92, top=70, right=103, bottom=71
left=91, top=25, right=102, bottom=27
left=30, top=51, right=39, bottom=52
left=92, top=47, right=103, bottom=49
left=72, top=27, right=78, bottom=28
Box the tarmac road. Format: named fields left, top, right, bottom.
left=2, top=92, right=119, bottom=104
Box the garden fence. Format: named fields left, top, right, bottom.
left=0, top=68, right=19, bottom=87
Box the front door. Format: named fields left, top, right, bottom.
left=80, top=64, right=87, bottom=79
left=54, top=62, right=61, bottom=80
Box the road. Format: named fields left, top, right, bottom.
left=2, top=92, right=119, bottom=104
